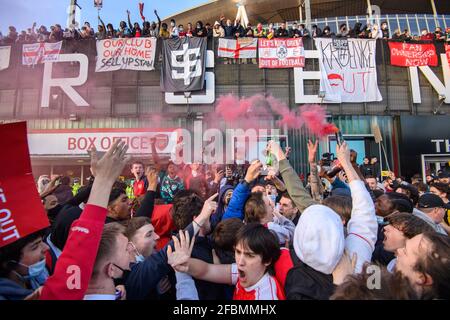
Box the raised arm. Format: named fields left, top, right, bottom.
left=307, top=140, right=324, bottom=201
left=134, top=167, right=158, bottom=218
left=40, top=140, right=130, bottom=300
left=268, top=141, right=318, bottom=213
left=336, top=142, right=378, bottom=274
left=127, top=10, right=133, bottom=30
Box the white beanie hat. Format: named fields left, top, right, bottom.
left=293, top=205, right=345, bottom=274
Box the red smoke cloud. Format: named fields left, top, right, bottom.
left=215, top=94, right=338, bottom=137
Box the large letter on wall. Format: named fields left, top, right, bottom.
left=41, top=54, right=89, bottom=108
left=409, top=54, right=450, bottom=104
left=294, top=50, right=327, bottom=104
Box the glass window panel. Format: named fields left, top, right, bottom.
left=389, top=18, right=399, bottom=32
left=427, top=17, right=437, bottom=32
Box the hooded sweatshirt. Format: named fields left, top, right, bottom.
left=0, top=278, right=33, bottom=300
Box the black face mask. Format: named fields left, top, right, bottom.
left=111, top=263, right=127, bottom=280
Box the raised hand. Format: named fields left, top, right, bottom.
left=267, top=140, right=286, bottom=161
left=214, top=170, right=224, bottom=184
left=167, top=230, right=195, bottom=273
left=244, top=160, right=262, bottom=183
left=336, top=141, right=351, bottom=167
left=90, top=140, right=129, bottom=184
left=307, top=139, right=319, bottom=164
left=145, top=166, right=158, bottom=191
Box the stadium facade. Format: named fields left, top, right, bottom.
left=0, top=0, right=450, bottom=182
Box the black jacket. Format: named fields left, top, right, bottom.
left=285, top=250, right=336, bottom=300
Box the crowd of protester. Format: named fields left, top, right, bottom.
left=2, top=10, right=450, bottom=45
left=1, top=134, right=449, bottom=301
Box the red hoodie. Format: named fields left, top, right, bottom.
left=40, top=204, right=107, bottom=300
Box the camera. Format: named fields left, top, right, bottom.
left=321, top=152, right=335, bottom=168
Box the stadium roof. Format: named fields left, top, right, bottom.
left=163, top=0, right=450, bottom=26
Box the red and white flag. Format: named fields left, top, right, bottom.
left=218, top=38, right=257, bottom=59
left=446, top=44, right=450, bottom=68
left=22, top=41, right=63, bottom=65
left=258, top=38, right=305, bottom=68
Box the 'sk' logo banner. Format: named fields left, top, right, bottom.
left=0, top=122, right=49, bottom=248
left=388, top=42, right=438, bottom=67
left=161, top=37, right=207, bottom=93
left=314, top=38, right=382, bottom=103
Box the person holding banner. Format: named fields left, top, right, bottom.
left=0, top=137, right=130, bottom=300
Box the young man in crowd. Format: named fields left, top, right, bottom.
left=131, top=161, right=148, bottom=198
left=168, top=223, right=285, bottom=300
left=278, top=193, right=300, bottom=225
left=413, top=193, right=447, bottom=235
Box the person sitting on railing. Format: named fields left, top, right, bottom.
left=254, top=23, right=267, bottom=38
left=380, top=21, right=389, bottom=39
left=96, top=16, right=108, bottom=40
left=169, top=19, right=179, bottom=38
left=299, top=24, right=310, bottom=38
left=36, top=25, right=50, bottom=42
left=105, top=23, right=116, bottom=39
left=193, top=21, right=207, bottom=37
left=275, top=22, right=289, bottom=38
left=3, top=26, right=18, bottom=44
left=213, top=21, right=225, bottom=38
left=49, top=24, right=64, bottom=42
left=159, top=23, right=170, bottom=39
left=370, top=24, right=382, bottom=39
left=311, top=24, right=322, bottom=38
left=322, top=26, right=334, bottom=38
left=205, top=23, right=213, bottom=38
left=244, top=22, right=254, bottom=38
left=348, top=22, right=361, bottom=38
left=220, top=16, right=235, bottom=39
left=289, top=22, right=301, bottom=38
left=401, top=29, right=412, bottom=41
left=434, top=27, right=446, bottom=42
left=338, top=23, right=349, bottom=37
left=185, top=23, right=194, bottom=38
left=117, top=20, right=133, bottom=38
left=127, top=10, right=142, bottom=38
left=83, top=22, right=95, bottom=38
left=233, top=19, right=245, bottom=39
left=420, top=28, right=434, bottom=41
left=178, top=24, right=187, bottom=38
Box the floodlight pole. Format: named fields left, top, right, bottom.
left=304, top=0, right=311, bottom=31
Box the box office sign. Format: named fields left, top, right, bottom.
left=27, top=129, right=177, bottom=156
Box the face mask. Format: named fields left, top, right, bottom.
left=129, top=242, right=145, bottom=263
left=179, top=28, right=184, bottom=32
left=171, top=22, right=175, bottom=27
left=18, top=259, right=47, bottom=279
left=13, top=259, right=49, bottom=288
left=268, top=194, right=277, bottom=206
left=111, top=263, right=127, bottom=280
left=422, top=31, right=427, bottom=35
left=135, top=254, right=145, bottom=263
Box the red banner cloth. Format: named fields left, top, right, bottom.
left=0, top=122, right=49, bottom=248
left=388, top=42, right=438, bottom=67
left=446, top=44, right=450, bottom=67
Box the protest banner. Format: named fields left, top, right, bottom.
left=314, top=38, right=382, bottom=103
left=388, top=42, right=438, bottom=67
left=95, top=38, right=157, bottom=72
left=0, top=122, right=49, bottom=248
left=218, top=38, right=257, bottom=59
left=22, top=41, right=62, bottom=65
left=0, top=46, right=11, bottom=71
left=258, top=38, right=305, bottom=68
left=446, top=44, right=450, bottom=67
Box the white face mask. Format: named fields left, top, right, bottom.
left=422, top=30, right=427, bottom=35
left=171, top=22, right=175, bottom=27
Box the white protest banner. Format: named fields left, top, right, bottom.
left=314, top=38, right=382, bottom=103
left=22, top=41, right=62, bottom=65
left=95, top=38, right=157, bottom=72
left=258, top=38, right=305, bottom=68
left=0, top=46, right=11, bottom=71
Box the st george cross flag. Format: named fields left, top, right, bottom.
left=22, top=41, right=63, bottom=65
left=218, top=38, right=257, bottom=59
left=161, top=37, right=207, bottom=93
left=0, top=122, right=50, bottom=249
left=0, top=46, right=11, bottom=71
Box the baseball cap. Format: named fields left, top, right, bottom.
left=438, top=171, right=449, bottom=179
left=417, top=193, right=444, bottom=209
